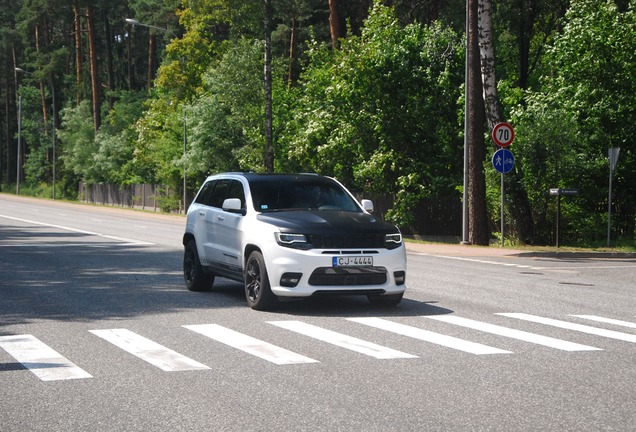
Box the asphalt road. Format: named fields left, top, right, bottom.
left=1, top=194, right=635, bottom=431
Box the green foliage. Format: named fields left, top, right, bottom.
left=511, top=0, right=636, bottom=243
left=4, top=0, right=635, bottom=245
left=57, top=101, right=98, bottom=181
left=281, top=1, right=464, bottom=227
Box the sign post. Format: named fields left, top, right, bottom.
left=492, top=122, right=515, bottom=247
left=607, top=147, right=620, bottom=247
left=550, top=188, right=579, bottom=247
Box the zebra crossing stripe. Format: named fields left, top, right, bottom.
left=269, top=321, right=418, bottom=359
left=570, top=315, right=636, bottom=329
left=89, top=329, right=209, bottom=371
left=184, top=324, right=318, bottom=365
left=348, top=317, right=511, bottom=355
left=497, top=313, right=636, bottom=343
left=0, top=335, right=92, bottom=381
left=425, top=315, right=602, bottom=351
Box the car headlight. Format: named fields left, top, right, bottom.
left=275, top=233, right=310, bottom=249
left=385, top=233, right=402, bottom=249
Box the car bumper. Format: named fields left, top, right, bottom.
left=264, top=245, right=407, bottom=297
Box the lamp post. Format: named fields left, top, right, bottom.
left=15, top=67, right=57, bottom=199
left=16, top=93, right=22, bottom=195
left=183, top=107, right=187, bottom=213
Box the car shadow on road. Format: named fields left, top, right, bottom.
left=0, top=224, right=451, bottom=327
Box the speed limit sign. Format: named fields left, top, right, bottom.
left=492, top=122, right=514, bottom=147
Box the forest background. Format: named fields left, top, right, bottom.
left=0, top=0, right=634, bottom=247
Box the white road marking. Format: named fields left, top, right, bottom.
left=348, top=317, right=511, bottom=355
left=0, top=335, right=92, bottom=381
left=269, top=321, right=417, bottom=359
left=570, top=315, right=636, bottom=329
left=184, top=324, right=318, bottom=365
left=0, top=215, right=153, bottom=245
left=426, top=315, right=601, bottom=351
left=90, top=329, right=209, bottom=371
left=498, top=313, right=636, bottom=343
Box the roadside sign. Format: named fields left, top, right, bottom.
left=492, top=122, right=515, bottom=147
left=550, top=188, right=579, bottom=196
left=609, top=147, right=620, bottom=172
left=492, top=148, right=514, bottom=174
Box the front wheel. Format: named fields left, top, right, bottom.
left=367, top=292, right=403, bottom=307
left=244, top=251, right=277, bottom=310
left=183, top=239, right=214, bottom=292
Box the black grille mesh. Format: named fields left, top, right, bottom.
left=308, top=267, right=388, bottom=286
left=309, top=233, right=385, bottom=249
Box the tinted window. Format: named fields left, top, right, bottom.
left=209, top=179, right=231, bottom=208
left=227, top=180, right=246, bottom=209
left=194, top=180, right=216, bottom=206
left=249, top=178, right=360, bottom=212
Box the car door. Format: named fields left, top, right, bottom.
left=215, top=179, right=245, bottom=276
left=190, top=180, right=217, bottom=266
left=198, top=179, right=230, bottom=268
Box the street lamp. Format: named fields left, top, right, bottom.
left=125, top=18, right=177, bottom=37
left=15, top=67, right=57, bottom=199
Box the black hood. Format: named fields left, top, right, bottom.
left=257, top=210, right=399, bottom=235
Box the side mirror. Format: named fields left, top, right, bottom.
left=361, top=199, right=374, bottom=213
left=222, top=198, right=246, bottom=215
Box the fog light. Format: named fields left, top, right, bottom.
left=394, top=271, right=405, bottom=286
left=280, top=272, right=303, bottom=287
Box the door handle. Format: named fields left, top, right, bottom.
left=217, top=215, right=225, bottom=221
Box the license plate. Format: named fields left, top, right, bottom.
left=332, top=256, right=373, bottom=267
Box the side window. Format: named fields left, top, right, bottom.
left=209, top=179, right=230, bottom=208
left=194, top=180, right=216, bottom=206
left=227, top=180, right=246, bottom=209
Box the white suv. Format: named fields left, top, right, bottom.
left=182, top=173, right=407, bottom=310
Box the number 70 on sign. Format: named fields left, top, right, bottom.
left=492, top=122, right=514, bottom=147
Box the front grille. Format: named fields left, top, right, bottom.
left=308, top=267, right=387, bottom=286
left=309, top=233, right=385, bottom=249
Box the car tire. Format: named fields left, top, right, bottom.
left=244, top=250, right=277, bottom=310
left=367, top=292, right=403, bottom=307
left=183, top=239, right=214, bottom=292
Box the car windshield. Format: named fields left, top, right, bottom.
left=249, top=178, right=361, bottom=212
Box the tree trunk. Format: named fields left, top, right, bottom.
left=287, top=6, right=297, bottom=87
left=478, top=0, right=535, bottom=244
left=86, top=2, right=101, bottom=130
left=468, top=0, right=489, bottom=246
left=264, top=0, right=274, bottom=172
left=328, top=0, right=341, bottom=49
left=73, top=0, right=82, bottom=104
left=35, top=25, right=49, bottom=136
left=103, top=10, right=114, bottom=111
left=147, top=34, right=156, bottom=91
left=477, top=0, right=502, bottom=131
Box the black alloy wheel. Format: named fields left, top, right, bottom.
left=244, top=250, right=277, bottom=310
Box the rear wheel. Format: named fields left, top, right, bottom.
left=244, top=251, right=277, bottom=310
left=183, top=239, right=214, bottom=292
left=367, top=292, right=403, bottom=307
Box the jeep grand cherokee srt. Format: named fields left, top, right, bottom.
left=182, top=173, right=406, bottom=310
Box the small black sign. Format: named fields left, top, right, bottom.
left=550, top=188, right=579, bottom=196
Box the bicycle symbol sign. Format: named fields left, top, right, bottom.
left=492, top=148, right=515, bottom=174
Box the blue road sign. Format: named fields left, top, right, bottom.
left=492, top=148, right=514, bottom=174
